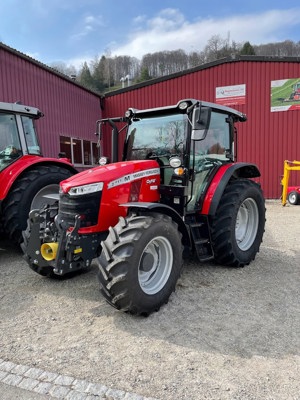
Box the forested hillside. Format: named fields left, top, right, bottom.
left=50, top=36, right=300, bottom=94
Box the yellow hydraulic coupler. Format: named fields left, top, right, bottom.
left=40, top=242, right=58, bottom=261
left=281, top=160, right=300, bottom=206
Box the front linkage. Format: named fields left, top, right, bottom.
left=22, top=204, right=102, bottom=277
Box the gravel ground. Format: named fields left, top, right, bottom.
left=0, top=200, right=300, bottom=400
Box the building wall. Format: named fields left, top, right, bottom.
left=0, top=44, right=102, bottom=168
left=104, top=57, right=300, bottom=199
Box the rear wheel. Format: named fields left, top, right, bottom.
left=288, top=191, right=299, bottom=205
left=97, top=213, right=183, bottom=316
left=210, top=179, right=265, bottom=267
left=2, top=165, right=73, bottom=244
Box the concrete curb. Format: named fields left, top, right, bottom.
left=0, top=359, right=158, bottom=400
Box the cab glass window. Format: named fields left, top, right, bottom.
left=22, top=116, right=41, bottom=155
left=194, top=112, right=230, bottom=158
left=126, top=114, right=187, bottom=160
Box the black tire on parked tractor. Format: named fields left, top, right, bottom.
left=97, top=212, right=183, bottom=316
left=210, top=179, right=265, bottom=268
left=288, top=191, right=299, bottom=205
left=2, top=165, right=73, bottom=244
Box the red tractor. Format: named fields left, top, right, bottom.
left=22, top=99, right=265, bottom=315
left=0, top=101, right=77, bottom=243
left=289, top=82, right=300, bottom=101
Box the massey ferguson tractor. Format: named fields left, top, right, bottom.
left=22, top=99, right=265, bottom=316
left=0, top=101, right=77, bottom=243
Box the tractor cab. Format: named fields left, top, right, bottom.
left=0, top=102, right=42, bottom=171
left=119, top=99, right=245, bottom=214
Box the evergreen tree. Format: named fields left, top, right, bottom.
left=92, top=56, right=107, bottom=93
left=136, top=67, right=152, bottom=83
left=78, top=62, right=95, bottom=90
left=240, top=41, right=256, bottom=55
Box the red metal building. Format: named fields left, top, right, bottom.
left=1, top=41, right=300, bottom=199
left=103, top=56, right=300, bottom=199
left=0, top=42, right=102, bottom=170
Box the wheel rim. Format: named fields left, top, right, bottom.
left=235, top=198, right=259, bottom=251
left=31, top=184, right=59, bottom=210
left=138, top=236, right=173, bottom=295
left=289, top=193, right=296, bottom=204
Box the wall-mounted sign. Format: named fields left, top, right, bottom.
left=215, top=84, right=246, bottom=106
left=271, top=78, right=300, bottom=112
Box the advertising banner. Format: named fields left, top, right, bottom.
left=215, top=84, right=246, bottom=106
left=271, top=78, right=300, bottom=112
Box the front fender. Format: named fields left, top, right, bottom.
left=201, top=163, right=261, bottom=215
left=121, top=202, right=191, bottom=247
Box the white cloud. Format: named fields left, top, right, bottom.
left=111, top=7, right=300, bottom=59
left=71, top=14, right=105, bottom=41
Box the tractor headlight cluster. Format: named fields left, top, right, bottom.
left=68, top=182, right=103, bottom=196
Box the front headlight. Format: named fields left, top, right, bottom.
left=68, top=182, right=103, bottom=196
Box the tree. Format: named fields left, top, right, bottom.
left=91, top=56, right=107, bottom=93
left=240, top=41, right=255, bottom=55
left=78, top=62, right=95, bottom=91
left=49, top=62, right=77, bottom=78
left=136, top=67, right=152, bottom=83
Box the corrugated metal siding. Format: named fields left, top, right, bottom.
left=0, top=46, right=102, bottom=159
left=104, top=59, right=300, bottom=199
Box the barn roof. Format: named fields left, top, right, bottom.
left=0, top=41, right=101, bottom=98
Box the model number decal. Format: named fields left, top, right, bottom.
left=108, top=168, right=160, bottom=189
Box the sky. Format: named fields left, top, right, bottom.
left=1, top=0, right=300, bottom=71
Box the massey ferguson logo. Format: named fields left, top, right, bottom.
left=108, top=168, right=160, bottom=189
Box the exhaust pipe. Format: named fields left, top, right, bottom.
left=40, top=242, right=58, bottom=261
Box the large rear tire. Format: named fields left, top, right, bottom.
left=2, top=165, right=73, bottom=244
left=210, top=179, right=265, bottom=267
left=97, top=213, right=183, bottom=316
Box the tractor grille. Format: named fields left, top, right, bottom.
left=58, top=191, right=102, bottom=228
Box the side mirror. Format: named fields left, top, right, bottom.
left=191, top=106, right=211, bottom=140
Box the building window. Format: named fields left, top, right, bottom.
left=59, top=136, right=98, bottom=167
left=72, top=138, right=82, bottom=164
left=60, top=136, right=72, bottom=160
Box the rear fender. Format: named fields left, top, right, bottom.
left=201, top=163, right=261, bottom=216
left=0, top=156, right=77, bottom=201
left=121, top=202, right=191, bottom=247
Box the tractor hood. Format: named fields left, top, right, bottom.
left=60, top=159, right=160, bottom=194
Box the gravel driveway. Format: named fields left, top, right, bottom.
left=0, top=200, right=299, bottom=400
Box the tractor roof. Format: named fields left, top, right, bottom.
left=0, top=101, right=43, bottom=118
left=128, top=99, right=247, bottom=122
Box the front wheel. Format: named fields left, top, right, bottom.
left=97, top=213, right=183, bottom=316
left=210, top=179, right=265, bottom=267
